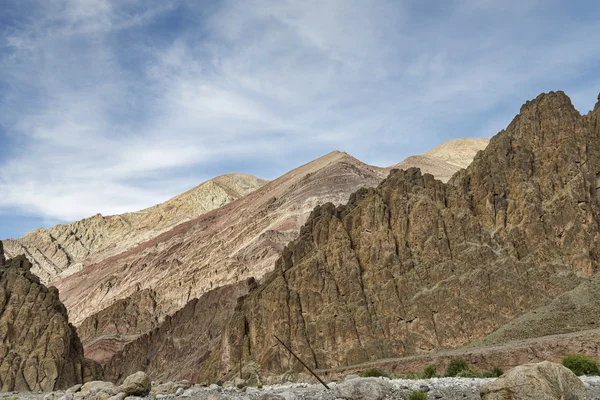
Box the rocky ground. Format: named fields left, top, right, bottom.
left=2, top=375, right=600, bottom=400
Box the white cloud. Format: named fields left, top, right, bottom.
left=0, top=0, right=599, bottom=230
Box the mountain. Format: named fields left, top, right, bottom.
left=187, top=91, right=600, bottom=380
left=392, top=138, right=489, bottom=182
left=53, top=151, right=388, bottom=360
left=81, top=142, right=484, bottom=375
left=2, top=173, right=267, bottom=283
left=0, top=241, right=102, bottom=391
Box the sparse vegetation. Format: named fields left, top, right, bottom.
left=422, top=364, right=437, bottom=379
left=488, top=366, right=504, bottom=378
left=561, top=354, right=600, bottom=376
left=362, top=367, right=388, bottom=378
left=396, top=372, right=419, bottom=379
left=445, top=358, right=470, bottom=377
left=407, top=390, right=428, bottom=400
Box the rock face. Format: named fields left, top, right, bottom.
left=2, top=173, right=267, bottom=284
left=392, top=138, right=489, bottom=182
left=104, top=279, right=255, bottom=383
left=204, top=92, right=600, bottom=379
left=77, top=289, right=160, bottom=366
left=0, top=241, right=102, bottom=392
left=480, top=361, right=587, bottom=400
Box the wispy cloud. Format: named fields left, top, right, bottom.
left=0, top=0, right=599, bottom=236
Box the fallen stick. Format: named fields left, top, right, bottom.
left=274, top=335, right=330, bottom=390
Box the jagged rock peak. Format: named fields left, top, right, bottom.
left=0, top=253, right=103, bottom=391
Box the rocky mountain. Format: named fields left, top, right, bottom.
left=52, top=152, right=388, bottom=362
left=2, top=173, right=266, bottom=284
left=0, top=241, right=102, bottom=392
left=51, top=141, right=480, bottom=367
left=92, top=144, right=488, bottom=379
left=192, top=91, right=600, bottom=380
left=392, top=138, right=489, bottom=182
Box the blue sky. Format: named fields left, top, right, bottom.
left=0, top=0, right=599, bottom=239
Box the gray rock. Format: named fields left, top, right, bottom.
left=119, top=372, right=151, bottom=397
left=66, top=385, right=82, bottom=394
left=480, top=361, right=588, bottom=400
left=335, top=377, right=394, bottom=400
left=106, top=394, right=126, bottom=400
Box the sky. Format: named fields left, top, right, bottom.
left=0, top=0, right=599, bottom=239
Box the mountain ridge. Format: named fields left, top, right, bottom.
left=2, top=172, right=267, bottom=283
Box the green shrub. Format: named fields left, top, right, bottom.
left=561, top=354, right=600, bottom=376
left=489, top=366, right=504, bottom=377
left=422, top=365, right=437, bottom=379
left=445, top=358, right=470, bottom=377
left=407, top=391, right=428, bottom=400
left=362, top=368, right=388, bottom=378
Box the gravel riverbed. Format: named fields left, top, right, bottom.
left=3, top=376, right=600, bottom=400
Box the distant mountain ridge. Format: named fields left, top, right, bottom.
left=2, top=173, right=267, bottom=283
left=392, top=138, right=490, bottom=182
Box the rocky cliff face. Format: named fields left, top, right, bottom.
left=77, top=289, right=160, bottom=366
left=0, top=241, right=102, bottom=392
left=392, top=138, right=489, bottom=182
left=2, top=173, right=266, bottom=284
left=104, top=279, right=255, bottom=383
left=203, top=92, right=600, bottom=379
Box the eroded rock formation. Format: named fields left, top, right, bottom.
left=77, top=289, right=160, bottom=366
left=204, top=91, right=600, bottom=379
left=104, top=279, right=256, bottom=383
left=0, top=241, right=102, bottom=392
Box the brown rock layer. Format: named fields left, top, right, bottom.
left=204, top=91, right=600, bottom=379
left=104, top=279, right=255, bottom=383
left=77, top=289, right=160, bottom=366
left=0, top=241, right=102, bottom=392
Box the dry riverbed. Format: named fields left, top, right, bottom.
left=2, top=375, right=600, bottom=400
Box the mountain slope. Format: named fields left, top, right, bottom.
left=2, top=173, right=266, bottom=283
left=196, top=91, right=600, bottom=380
left=392, top=138, right=489, bottom=182
left=55, top=151, right=388, bottom=327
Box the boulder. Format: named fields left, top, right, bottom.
left=334, top=377, right=394, bottom=400
left=480, top=361, right=588, bottom=399
left=154, top=380, right=191, bottom=395
left=119, top=372, right=151, bottom=396
left=77, top=381, right=119, bottom=399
